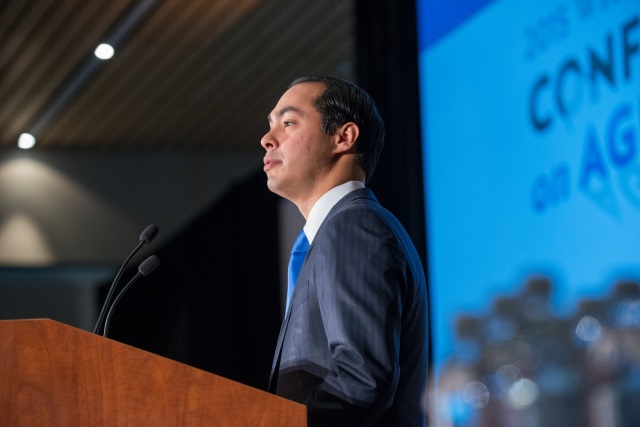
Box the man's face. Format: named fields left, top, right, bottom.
left=261, top=82, right=336, bottom=202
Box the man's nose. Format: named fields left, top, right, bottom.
left=261, top=129, right=277, bottom=150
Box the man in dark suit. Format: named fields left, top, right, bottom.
left=262, top=74, right=428, bottom=426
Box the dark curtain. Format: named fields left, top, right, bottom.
left=355, top=0, right=427, bottom=263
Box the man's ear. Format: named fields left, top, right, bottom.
left=334, top=122, right=360, bottom=154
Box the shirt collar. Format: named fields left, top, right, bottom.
left=303, top=181, right=365, bottom=244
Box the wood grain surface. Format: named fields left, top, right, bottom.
left=0, top=319, right=306, bottom=426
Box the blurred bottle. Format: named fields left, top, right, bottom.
left=520, top=277, right=585, bottom=427
left=479, top=277, right=553, bottom=427
left=435, top=315, right=487, bottom=427
left=609, top=281, right=640, bottom=427
left=578, top=280, right=640, bottom=427
left=575, top=297, right=617, bottom=427
left=481, top=296, right=526, bottom=427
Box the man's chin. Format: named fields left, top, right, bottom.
left=267, top=179, right=296, bottom=201
left=266, top=178, right=283, bottom=195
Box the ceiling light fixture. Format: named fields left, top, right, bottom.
left=94, top=43, right=115, bottom=60
left=17, top=133, right=36, bottom=149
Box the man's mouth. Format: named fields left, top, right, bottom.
left=263, top=156, right=280, bottom=172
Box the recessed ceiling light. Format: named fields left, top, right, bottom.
left=94, top=43, right=115, bottom=60
left=17, top=133, right=36, bottom=149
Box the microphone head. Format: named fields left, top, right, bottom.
left=140, top=224, right=159, bottom=244
left=138, top=255, right=160, bottom=276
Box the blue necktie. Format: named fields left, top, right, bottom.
left=286, top=230, right=310, bottom=311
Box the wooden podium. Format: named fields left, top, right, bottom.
left=0, top=319, right=306, bottom=426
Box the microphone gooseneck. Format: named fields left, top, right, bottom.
left=102, top=255, right=160, bottom=338
left=92, top=224, right=159, bottom=335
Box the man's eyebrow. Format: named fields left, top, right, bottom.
left=267, top=105, right=303, bottom=123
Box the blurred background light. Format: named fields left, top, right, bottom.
left=462, top=380, right=490, bottom=409
left=576, top=315, right=602, bottom=342
left=496, top=364, right=523, bottom=393
left=507, top=378, right=539, bottom=409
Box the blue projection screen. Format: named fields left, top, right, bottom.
left=418, top=0, right=640, bottom=425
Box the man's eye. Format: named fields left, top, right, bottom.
left=283, top=121, right=294, bottom=127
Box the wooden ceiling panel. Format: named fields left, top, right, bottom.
left=0, top=0, right=354, bottom=152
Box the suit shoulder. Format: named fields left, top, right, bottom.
left=327, top=195, right=405, bottom=235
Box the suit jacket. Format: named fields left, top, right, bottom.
left=269, top=188, right=428, bottom=427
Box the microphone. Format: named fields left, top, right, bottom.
left=93, top=224, right=159, bottom=335
left=102, top=255, right=160, bottom=337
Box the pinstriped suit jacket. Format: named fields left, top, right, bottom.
left=269, top=188, right=428, bottom=427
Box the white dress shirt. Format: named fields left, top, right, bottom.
left=303, top=181, right=365, bottom=244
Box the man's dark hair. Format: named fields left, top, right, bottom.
left=288, top=74, right=385, bottom=182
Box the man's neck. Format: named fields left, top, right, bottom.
left=295, top=163, right=365, bottom=218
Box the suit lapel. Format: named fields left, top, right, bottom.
left=268, top=294, right=294, bottom=390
